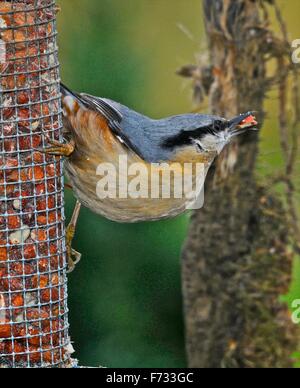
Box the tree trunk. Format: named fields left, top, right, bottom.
left=182, top=0, right=299, bottom=368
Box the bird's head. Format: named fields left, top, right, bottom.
left=191, top=112, right=258, bottom=155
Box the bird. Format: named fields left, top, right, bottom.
left=42, top=83, right=258, bottom=271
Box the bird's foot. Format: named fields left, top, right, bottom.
left=65, top=201, right=82, bottom=273
left=66, top=223, right=82, bottom=273
left=38, top=136, right=75, bottom=157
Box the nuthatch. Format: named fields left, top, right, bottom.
left=42, top=83, right=258, bottom=271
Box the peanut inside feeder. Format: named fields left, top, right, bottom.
left=0, top=0, right=72, bottom=368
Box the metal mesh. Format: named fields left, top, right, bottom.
left=0, top=0, right=72, bottom=368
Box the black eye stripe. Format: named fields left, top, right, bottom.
left=162, top=120, right=227, bottom=149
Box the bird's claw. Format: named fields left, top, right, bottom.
left=65, top=202, right=82, bottom=273
left=67, top=248, right=82, bottom=274
left=36, top=135, right=75, bottom=157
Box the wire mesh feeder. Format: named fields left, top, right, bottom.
left=0, top=0, right=74, bottom=368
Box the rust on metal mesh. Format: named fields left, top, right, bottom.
left=0, top=0, right=73, bottom=367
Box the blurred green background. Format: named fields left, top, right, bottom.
left=56, top=0, right=300, bottom=367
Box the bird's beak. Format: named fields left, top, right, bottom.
left=229, top=112, right=259, bottom=136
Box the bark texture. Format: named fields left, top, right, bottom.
left=181, top=0, right=299, bottom=368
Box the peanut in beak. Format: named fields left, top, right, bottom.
left=237, top=114, right=258, bottom=129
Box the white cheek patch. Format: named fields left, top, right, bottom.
left=195, top=132, right=229, bottom=154
left=198, top=134, right=218, bottom=151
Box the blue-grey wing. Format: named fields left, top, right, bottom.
left=79, top=94, right=148, bottom=159
left=80, top=94, right=223, bottom=162
left=101, top=99, right=226, bottom=162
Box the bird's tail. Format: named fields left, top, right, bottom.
left=60, top=83, right=86, bottom=121
left=60, top=83, right=81, bottom=101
